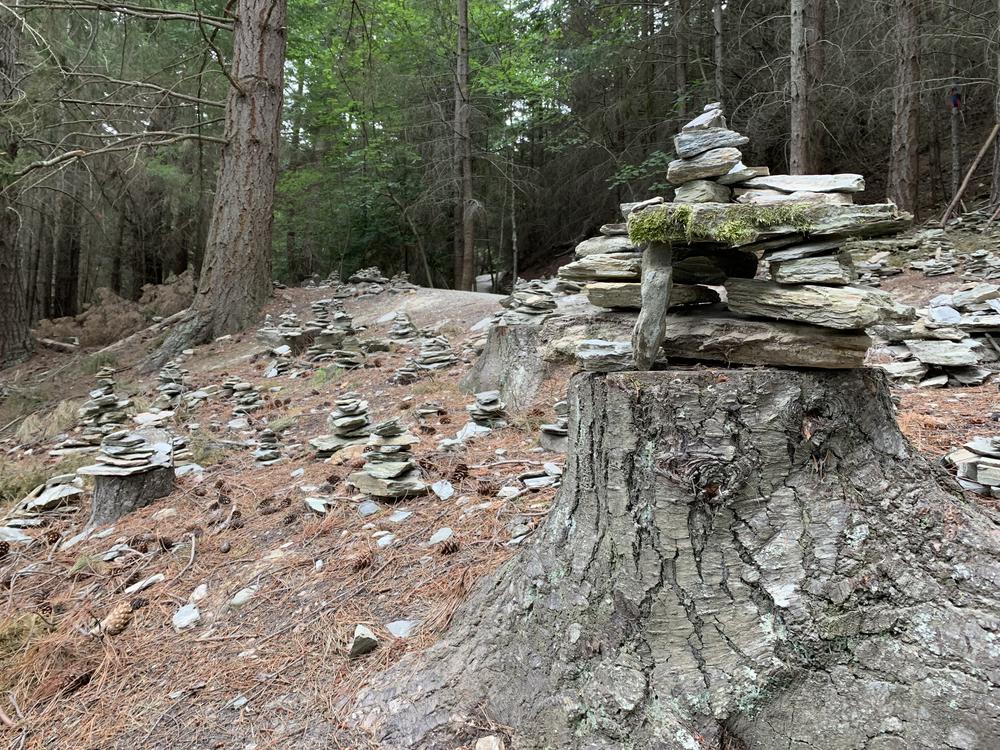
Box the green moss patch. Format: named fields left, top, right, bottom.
left=628, top=203, right=810, bottom=247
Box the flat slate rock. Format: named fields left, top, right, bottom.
left=585, top=282, right=720, bottom=310
left=575, top=340, right=634, bottom=372
left=725, top=280, right=913, bottom=330
left=557, top=253, right=642, bottom=282
left=763, top=239, right=843, bottom=263
left=903, top=339, right=981, bottom=367
left=667, top=147, right=743, bottom=186
left=673, top=180, right=732, bottom=204
left=620, top=196, right=663, bottom=218
left=742, top=174, right=866, bottom=194
left=769, top=254, right=856, bottom=285
left=681, top=108, right=726, bottom=131
left=735, top=189, right=853, bottom=206
left=574, top=235, right=637, bottom=257
left=673, top=128, right=749, bottom=159
left=718, top=163, right=770, bottom=185
left=661, top=309, right=872, bottom=369
left=875, top=360, right=928, bottom=383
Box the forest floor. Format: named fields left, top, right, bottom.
left=0, top=269, right=997, bottom=749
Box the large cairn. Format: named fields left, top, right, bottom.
left=560, top=103, right=915, bottom=372
left=500, top=280, right=558, bottom=324
left=309, top=392, right=373, bottom=458
left=347, top=418, right=428, bottom=498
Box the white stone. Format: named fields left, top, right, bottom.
left=173, top=604, right=201, bottom=632
left=742, top=173, right=865, bottom=193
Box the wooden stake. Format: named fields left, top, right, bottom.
left=940, top=122, right=1000, bottom=227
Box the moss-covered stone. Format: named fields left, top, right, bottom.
left=628, top=203, right=807, bottom=247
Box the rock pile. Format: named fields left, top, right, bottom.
left=254, top=429, right=282, bottom=465
left=153, top=360, right=188, bottom=409
left=388, top=312, right=419, bottom=342
left=872, top=282, right=999, bottom=387
left=305, top=300, right=360, bottom=362
left=413, top=336, right=458, bottom=371
left=348, top=419, right=428, bottom=498
left=349, top=267, right=389, bottom=284
left=391, top=360, right=419, bottom=385
left=500, top=281, right=557, bottom=324
left=221, top=377, right=265, bottom=413
left=257, top=312, right=305, bottom=353
left=467, top=391, right=508, bottom=427
left=52, top=367, right=133, bottom=455
left=77, top=430, right=173, bottom=478
left=539, top=400, right=570, bottom=452
left=555, top=104, right=914, bottom=371
left=944, top=436, right=1000, bottom=497
left=310, top=392, right=373, bottom=457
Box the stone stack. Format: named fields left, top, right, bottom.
left=466, top=391, right=508, bottom=427
left=153, top=360, right=188, bottom=409
left=77, top=430, right=173, bottom=477
left=413, top=336, right=458, bottom=371
left=388, top=312, right=419, bottom=342
left=392, top=360, right=419, bottom=385
left=257, top=312, right=305, bottom=353
left=221, top=377, right=265, bottom=413
left=329, top=349, right=366, bottom=370
left=389, top=272, right=419, bottom=291
left=310, top=392, right=373, bottom=457
left=348, top=419, right=428, bottom=498
left=254, top=428, right=282, bottom=465
left=500, top=281, right=558, bottom=324
left=349, top=267, right=389, bottom=284
left=539, top=400, right=570, bottom=452
left=552, top=105, right=915, bottom=372
left=305, top=301, right=359, bottom=362
left=56, top=367, right=133, bottom=452
left=944, top=436, right=1000, bottom=497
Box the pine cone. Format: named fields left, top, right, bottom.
left=477, top=479, right=499, bottom=497
left=529, top=406, right=546, bottom=418
left=439, top=415, right=452, bottom=425
left=94, top=601, right=133, bottom=636
left=418, top=424, right=436, bottom=435
left=44, top=529, right=60, bottom=546
left=0, top=540, right=9, bottom=559
left=130, top=597, right=148, bottom=611
left=351, top=552, right=374, bottom=572
left=283, top=513, right=297, bottom=525
left=218, top=492, right=231, bottom=506
left=451, top=463, right=469, bottom=482
left=439, top=538, right=460, bottom=555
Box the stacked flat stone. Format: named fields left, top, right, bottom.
left=263, top=349, right=293, bottom=378
left=77, top=430, right=172, bottom=478
left=329, top=349, right=366, bottom=370
left=348, top=418, right=428, bottom=498
left=257, top=312, right=305, bottom=353
left=944, top=436, right=1000, bottom=498
left=254, top=428, right=281, bottom=465
left=221, top=377, right=265, bottom=413
left=872, top=283, right=999, bottom=388
left=149, top=360, right=187, bottom=411
left=310, top=392, right=373, bottom=457
left=392, top=360, right=419, bottom=384
left=500, top=281, right=557, bottom=324
left=388, top=312, right=419, bottom=342
left=306, top=301, right=359, bottom=362
left=415, top=401, right=445, bottom=419
left=349, top=267, right=389, bottom=284
left=413, top=336, right=458, bottom=371
left=389, top=272, right=418, bottom=291
left=466, top=391, right=508, bottom=427
left=60, top=367, right=133, bottom=451
left=539, top=400, right=570, bottom=452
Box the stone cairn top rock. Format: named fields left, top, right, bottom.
left=539, top=400, right=570, bottom=452
left=310, top=392, right=373, bottom=458
left=944, top=436, right=1000, bottom=498
left=871, top=282, right=999, bottom=388
left=500, top=280, right=558, bottom=324
left=221, top=377, right=265, bottom=414
left=77, top=429, right=173, bottom=477
left=51, top=367, right=133, bottom=455
left=348, top=418, right=428, bottom=498
left=556, top=102, right=916, bottom=372
left=467, top=391, right=508, bottom=428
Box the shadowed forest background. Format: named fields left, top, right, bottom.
left=5, top=0, right=1000, bottom=323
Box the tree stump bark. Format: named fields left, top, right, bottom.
left=90, top=467, right=174, bottom=527
left=631, top=241, right=673, bottom=370
left=354, top=369, right=1000, bottom=749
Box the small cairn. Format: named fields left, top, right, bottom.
left=467, top=391, right=508, bottom=428
left=329, top=349, right=366, bottom=370
left=263, top=348, right=293, bottom=378
left=392, top=360, right=420, bottom=385
left=52, top=367, right=132, bottom=454
left=500, top=280, right=557, bottom=324
left=154, top=360, right=187, bottom=409
left=254, top=428, right=282, bottom=465
left=388, top=312, right=419, bottom=342
left=306, top=300, right=359, bottom=362
left=539, top=400, right=570, bottom=452
left=415, top=402, right=446, bottom=420
left=221, top=377, right=265, bottom=414
left=349, top=266, right=389, bottom=284
left=944, top=436, right=1000, bottom=498
left=310, top=392, right=373, bottom=458
left=389, top=272, right=419, bottom=291
left=413, top=335, right=458, bottom=371
left=257, top=311, right=305, bottom=353
left=348, top=418, right=428, bottom=498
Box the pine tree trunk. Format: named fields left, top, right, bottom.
left=675, top=0, right=688, bottom=118
left=888, top=0, right=920, bottom=213
left=991, top=0, right=1000, bottom=204
left=789, top=0, right=809, bottom=173
left=0, top=12, right=32, bottom=369
left=356, top=369, right=1000, bottom=749
left=456, top=0, right=475, bottom=291
left=713, top=0, right=724, bottom=105
left=150, top=0, right=286, bottom=363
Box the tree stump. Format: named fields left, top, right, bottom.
left=90, top=467, right=174, bottom=526
left=354, top=369, right=1000, bottom=749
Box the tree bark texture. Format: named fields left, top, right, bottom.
left=0, top=11, right=33, bottom=369
left=713, top=1, right=724, bottom=105
left=674, top=0, right=688, bottom=118
left=456, top=0, right=475, bottom=291
left=90, top=467, right=174, bottom=527
left=991, top=0, right=1000, bottom=205
left=790, top=0, right=823, bottom=173
left=355, top=369, right=1000, bottom=749
left=888, top=0, right=920, bottom=213
left=186, top=0, right=285, bottom=337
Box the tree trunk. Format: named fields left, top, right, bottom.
left=713, top=0, right=724, bottom=105
left=90, top=467, right=174, bottom=527
left=152, top=0, right=287, bottom=362
left=991, top=0, right=1000, bottom=205
left=0, top=11, right=32, bottom=369
left=674, top=0, right=688, bottom=118
left=356, top=369, right=1000, bottom=749
left=456, top=0, right=475, bottom=291
left=790, top=0, right=824, bottom=173
left=888, top=0, right=920, bottom=213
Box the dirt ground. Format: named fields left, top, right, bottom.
left=0, top=280, right=996, bottom=749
